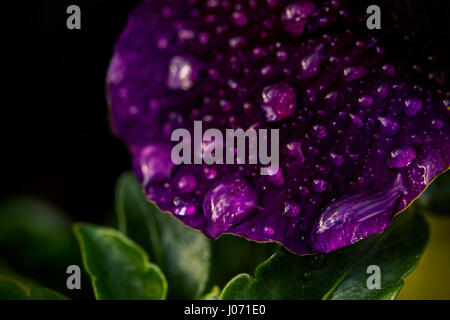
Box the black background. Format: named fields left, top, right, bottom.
left=3, top=0, right=450, bottom=223
left=4, top=1, right=141, bottom=222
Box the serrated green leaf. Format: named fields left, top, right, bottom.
left=115, top=172, right=211, bottom=299
left=220, top=209, right=429, bottom=300
left=73, top=223, right=167, bottom=300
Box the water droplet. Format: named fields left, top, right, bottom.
left=232, top=11, right=248, bottom=26
left=134, top=144, right=174, bottom=185
left=358, top=96, right=373, bottom=107
left=266, top=167, right=285, bottom=187
left=430, top=119, right=444, bottom=130
left=377, top=116, right=400, bottom=135
left=312, top=179, right=329, bottom=193
left=329, top=152, right=345, bottom=167
left=283, top=201, right=301, bottom=217
left=204, top=167, right=218, bottom=180
left=311, top=124, right=327, bottom=139
left=178, top=174, right=197, bottom=193
left=203, top=176, right=258, bottom=237
left=281, top=1, right=316, bottom=37
left=303, top=272, right=312, bottom=280
left=300, top=47, right=322, bottom=78
left=166, top=56, right=197, bottom=91
left=404, top=97, right=423, bottom=116
left=283, top=141, right=305, bottom=163
left=349, top=113, right=364, bottom=128
left=174, top=203, right=196, bottom=216
left=382, top=63, right=395, bottom=76
left=386, top=147, right=417, bottom=168
left=263, top=226, right=275, bottom=235
left=261, top=82, right=297, bottom=122
left=343, top=66, right=367, bottom=82
left=299, top=186, right=310, bottom=196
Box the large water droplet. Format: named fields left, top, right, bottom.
left=134, top=144, right=174, bottom=185
left=166, top=56, right=197, bottom=91
left=281, top=1, right=316, bottom=37
left=203, top=176, right=258, bottom=237
left=261, top=82, right=297, bottom=122
left=386, top=147, right=417, bottom=168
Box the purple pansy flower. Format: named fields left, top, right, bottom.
left=107, top=0, right=450, bottom=254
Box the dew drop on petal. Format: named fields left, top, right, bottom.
left=377, top=116, right=400, bottom=135
left=263, top=226, right=275, bottom=235
left=281, top=1, right=316, bottom=37
left=174, top=203, right=196, bottom=216
left=134, top=144, right=174, bottom=186
left=261, top=82, right=297, bottom=122
left=386, top=147, right=417, bottom=168
left=283, top=140, right=305, bottom=163
left=343, top=66, right=367, bottom=82
left=177, top=174, right=197, bottom=193
left=166, top=56, right=197, bottom=91
left=329, top=152, right=345, bottom=167
left=430, top=118, right=444, bottom=130
left=404, top=97, right=423, bottom=117
left=283, top=200, right=301, bottom=217
left=232, top=11, right=249, bottom=26
left=266, top=167, right=285, bottom=187
left=349, top=113, right=364, bottom=128
left=203, top=176, right=258, bottom=237
left=312, top=124, right=328, bottom=139
left=312, top=178, right=329, bottom=193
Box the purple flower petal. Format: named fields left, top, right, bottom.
left=107, top=0, right=450, bottom=254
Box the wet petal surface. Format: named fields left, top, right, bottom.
left=108, top=0, right=450, bottom=254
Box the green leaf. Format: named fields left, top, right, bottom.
left=73, top=223, right=167, bottom=300
left=0, top=279, right=29, bottom=300
left=417, top=170, right=450, bottom=215
left=29, top=287, right=70, bottom=300
left=0, top=276, right=69, bottom=300
left=199, top=286, right=221, bottom=300
left=115, top=172, right=211, bottom=299
left=220, top=209, right=429, bottom=300
left=0, top=198, right=80, bottom=292
left=209, top=235, right=277, bottom=288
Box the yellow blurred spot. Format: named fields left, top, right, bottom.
left=398, top=213, right=450, bottom=300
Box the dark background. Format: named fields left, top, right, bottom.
left=3, top=0, right=450, bottom=223
left=4, top=1, right=142, bottom=222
